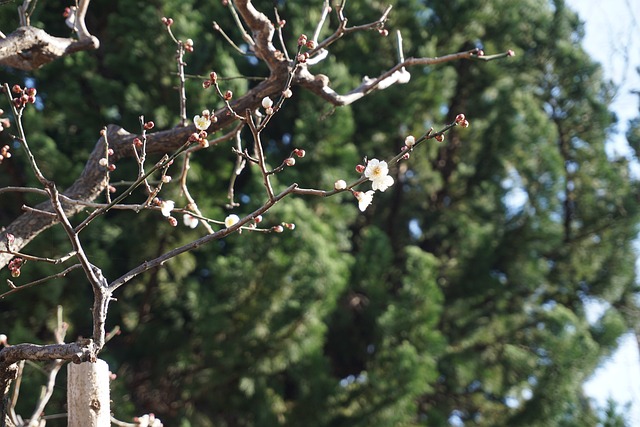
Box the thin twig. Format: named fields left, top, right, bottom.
left=0, top=265, right=82, bottom=300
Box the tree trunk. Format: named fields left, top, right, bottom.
left=67, top=360, right=110, bottom=427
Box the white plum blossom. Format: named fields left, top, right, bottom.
left=193, top=113, right=211, bottom=131
left=334, top=179, right=347, bottom=190
left=355, top=190, right=374, bottom=212
left=135, top=413, right=163, bottom=427
left=364, top=159, right=394, bottom=192
left=183, top=214, right=198, bottom=229
left=224, top=214, right=240, bottom=228
left=160, top=200, right=174, bottom=217
left=283, top=88, right=292, bottom=98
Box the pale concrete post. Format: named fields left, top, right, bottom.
left=67, top=359, right=110, bottom=427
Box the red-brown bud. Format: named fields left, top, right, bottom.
left=144, top=121, right=155, bottom=130
left=356, top=164, right=365, bottom=173
left=12, top=85, right=21, bottom=94
left=224, top=90, right=233, bottom=101
left=294, top=148, right=306, bottom=158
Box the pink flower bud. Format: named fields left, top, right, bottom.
left=203, top=80, right=212, bottom=89
left=224, top=90, right=233, bottom=101
left=254, top=215, right=263, bottom=223
left=294, top=148, right=305, bottom=158
left=378, top=28, right=389, bottom=37
left=284, top=157, right=296, bottom=166
left=272, top=225, right=284, bottom=233
left=210, top=71, right=218, bottom=83
left=144, top=121, right=155, bottom=130
left=168, top=216, right=178, bottom=227
left=12, top=85, right=21, bottom=94
left=306, top=40, right=316, bottom=49
left=455, top=113, right=466, bottom=123
left=356, top=164, right=365, bottom=173
left=435, top=134, right=444, bottom=142
left=507, top=49, right=515, bottom=57
left=298, top=34, right=308, bottom=46
left=133, top=137, right=143, bottom=147
left=108, top=163, right=116, bottom=172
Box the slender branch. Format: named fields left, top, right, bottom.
left=246, top=112, right=275, bottom=200
left=108, top=183, right=300, bottom=292
left=296, top=48, right=511, bottom=106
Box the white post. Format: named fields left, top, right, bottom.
left=67, top=359, right=110, bottom=427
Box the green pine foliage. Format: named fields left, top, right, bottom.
left=1, top=0, right=638, bottom=426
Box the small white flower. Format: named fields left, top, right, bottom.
left=162, top=175, right=172, bottom=183
left=355, top=190, right=374, bottom=212
left=261, top=97, right=273, bottom=109
left=404, top=135, right=416, bottom=148
left=194, top=114, right=211, bottom=131
left=225, top=214, right=240, bottom=228
left=136, top=413, right=163, bottom=427
left=160, top=200, right=174, bottom=217
left=98, top=158, right=108, bottom=167
left=364, top=159, right=394, bottom=192
left=183, top=214, right=198, bottom=229
left=283, top=88, right=292, bottom=98
left=334, top=180, right=347, bottom=190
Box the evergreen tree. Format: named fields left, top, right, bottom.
left=0, top=0, right=637, bottom=426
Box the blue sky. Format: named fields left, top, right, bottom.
left=564, top=0, right=640, bottom=424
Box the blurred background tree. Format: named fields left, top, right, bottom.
left=0, top=0, right=638, bottom=426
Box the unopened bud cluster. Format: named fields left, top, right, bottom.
left=0, top=109, right=9, bottom=133
left=295, top=34, right=316, bottom=63
left=8, top=257, right=24, bottom=278
left=455, top=113, right=470, bottom=128
left=203, top=71, right=218, bottom=89
left=0, top=144, right=10, bottom=164
left=183, top=39, right=194, bottom=53
left=10, top=85, right=37, bottom=109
